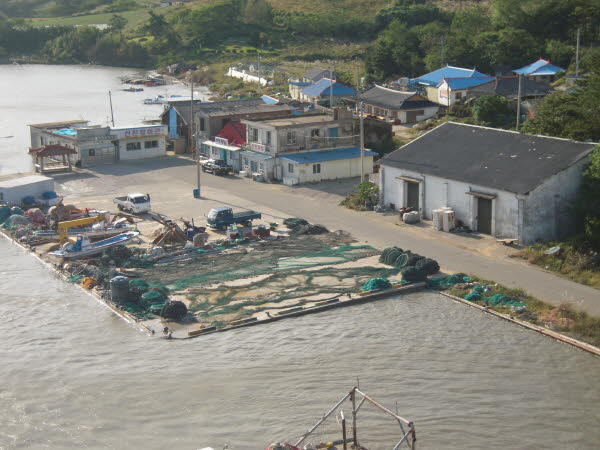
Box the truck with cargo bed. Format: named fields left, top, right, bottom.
left=207, top=207, right=261, bottom=230
left=113, top=193, right=152, bottom=214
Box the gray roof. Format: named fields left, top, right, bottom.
left=358, top=85, right=437, bottom=110
left=162, top=99, right=292, bottom=123
left=303, top=67, right=332, bottom=83
left=380, top=122, right=596, bottom=194
left=198, top=102, right=292, bottom=117
left=471, top=76, right=551, bottom=99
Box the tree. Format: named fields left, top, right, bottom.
left=109, top=14, right=127, bottom=38
left=472, top=95, right=511, bottom=125
left=521, top=74, right=600, bottom=142
left=578, top=147, right=600, bottom=248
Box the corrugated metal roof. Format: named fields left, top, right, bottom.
left=513, top=59, right=565, bottom=76
left=414, top=65, right=489, bottom=86
left=240, top=150, right=274, bottom=161
left=301, top=78, right=356, bottom=97
left=440, top=76, right=495, bottom=90
left=280, top=147, right=377, bottom=164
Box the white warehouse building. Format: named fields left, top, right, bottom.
left=379, top=122, right=596, bottom=244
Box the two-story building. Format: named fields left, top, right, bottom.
left=161, top=98, right=293, bottom=153
left=240, top=110, right=376, bottom=184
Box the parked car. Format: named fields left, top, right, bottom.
left=113, top=193, right=152, bottom=214
left=207, top=207, right=261, bottom=230
left=201, top=159, right=233, bottom=175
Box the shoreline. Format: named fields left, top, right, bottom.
left=3, top=225, right=600, bottom=355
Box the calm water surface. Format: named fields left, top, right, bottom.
left=1, top=66, right=600, bottom=449
left=0, top=64, right=205, bottom=174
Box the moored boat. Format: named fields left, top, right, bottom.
left=35, top=222, right=133, bottom=241
left=49, top=231, right=140, bottom=259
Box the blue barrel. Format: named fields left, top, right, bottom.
left=193, top=188, right=200, bottom=198
left=110, top=276, right=130, bottom=304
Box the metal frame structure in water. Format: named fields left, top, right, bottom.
left=295, top=386, right=416, bottom=449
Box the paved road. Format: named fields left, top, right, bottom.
left=55, top=156, right=600, bottom=315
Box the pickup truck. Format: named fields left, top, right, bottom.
left=201, top=159, right=233, bottom=175
left=207, top=207, right=261, bottom=230
left=113, top=193, right=152, bottom=214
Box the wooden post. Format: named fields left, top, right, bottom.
left=341, top=412, right=347, bottom=450
left=352, top=389, right=357, bottom=446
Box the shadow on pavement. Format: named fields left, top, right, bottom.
left=86, top=156, right=196, bottom=177
left=288, top=176, right=359, bottom=197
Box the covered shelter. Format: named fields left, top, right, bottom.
left=29, top=144, right=76, bottom=174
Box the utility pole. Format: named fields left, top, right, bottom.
left=516, top=73, right=522, bottom=131
left=108, top=91, right=115, bottom=126
left=257, top=47, right=262, bottom=94
left=575, top=27, right=581, bottom=77
left=440, top=36, right=445, bottom=67
left=360, top=100, right=365, bottom=183
left=191, top=77, right=200, bottom=197
left=329, top=66, right=334, bottom=108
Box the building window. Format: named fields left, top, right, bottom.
left=266, top=131, right=271, bottom=144
left=243, top=158, right=248, bottom=167
left=199, top=118, right=205, bottom=131
left=455, top=92, right=463, bottom=100
left=89, top=149, right=96, bottom=156
left=144, top=140, right=159, bottom=149
left=312, top=163, right=321, bottom=174
left=311, top=128, right=320, bottom=138
left=287, top=131, right=296, bottom=144
left=259, top=163, right=264, bottom=172
left=126, top=142, right=141, bottom=151
left=250, top=161, right=258, bottom=172
left=249, top=127, right=258, bottom=142
left=288, top=163, right=294, bottom=173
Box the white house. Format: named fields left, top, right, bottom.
left=111, top=125, right=167, bottom=160
left=280, top=147, right=377, bottom=186
left=379, top=122, right=596, bottom=244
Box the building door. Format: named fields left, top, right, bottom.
left=477, top=197, right=493, bottom=234
left=405, top=110, right=424, bottom=123
left=406, top=181, right=419, bottom=210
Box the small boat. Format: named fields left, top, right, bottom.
left=35, top=222, right=133, bottom=241
left=124, top=86, right=144, bottom=92
left=143, top=95, right=165, bottom=105
left=49, top=231, right=140, bottom=259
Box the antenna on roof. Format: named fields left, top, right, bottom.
left=108, top=91, right=115, bottom=127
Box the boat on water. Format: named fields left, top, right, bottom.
left=124, top=86, right=144, bottom=92
left=143, top=94, right=185, bottom=105
left=49, top=231, right=140, bottom=259
left=35, top=222, right=133, bottom=241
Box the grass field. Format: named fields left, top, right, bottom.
left=28, top=8, right=152, bottom=29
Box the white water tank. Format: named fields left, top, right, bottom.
left=433, top=209, right=444, bottom=230
left=403, top=211, right=420, bottom=224
left=442, top=210, right=456, bottom=232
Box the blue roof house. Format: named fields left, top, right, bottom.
left=280, top=147, right=377, bottom=185
left=412, top=65, right=489, bottom=87
left=513, top=58, right=565, bottom=83
left=434, top=76, right=495, bottom=105
left=300, top=78, right=356, bottom=106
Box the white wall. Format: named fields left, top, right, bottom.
left=521, top=156, right=590, bottom=244
left=112, top=126, right=167, bottom=161
left=398, top=106, right=439, bottom=123
left=0, top=176, right=54, bottom=205
left=282, top=156, right=374, bottom=185
left=380, top=165, right=520, bottom=238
